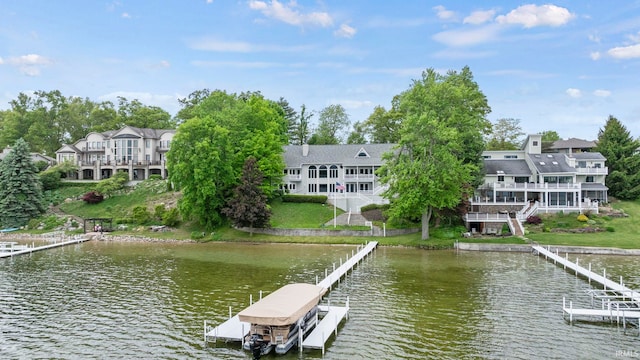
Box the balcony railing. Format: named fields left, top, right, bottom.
left=78, top=160, right=165, bottom=167
left=575, top=167, right=608, bottom=175
left=481, top=182, right=581, bottom=190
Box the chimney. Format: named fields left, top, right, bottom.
left=302, top=143, right=309, bottom=157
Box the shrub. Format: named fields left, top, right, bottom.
left=606, top=226, right=615, bottom=232
left=82, top=191, right=104, bottom=204
left=525, top=215, right=542, bottom=225
left=40, top=171, right=62, bottom=190
left=154, top=204, right=166, bottom=221
left=132, top=205, right=151, bottom=225
left=162, top=208, right=180, bottom=227
left=282, top=194, right=327, bottom=204
left=576, top=214, right=589, bottom=222
left=148, top=174, right=162, bottom=180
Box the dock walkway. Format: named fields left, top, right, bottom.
left=205, top=241, right=378, bottom=353
left=533, top=245, right=640, bottom=328
left=0, top=235, right=92, bottom=259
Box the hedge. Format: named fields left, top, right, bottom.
left=282, top=194, right=328, bottom=204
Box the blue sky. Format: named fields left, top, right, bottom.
left=1, top=1, right=640, bottom=141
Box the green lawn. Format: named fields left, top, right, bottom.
left=525, top=200, right=640, bottom=249
left=269, top=199, right=342, bottom=228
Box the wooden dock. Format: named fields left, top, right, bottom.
left=533, top=245, right=640, bottom=328
left=0, top=235, right=92, bottom=259
left=204, top=241, right=378, bottom=352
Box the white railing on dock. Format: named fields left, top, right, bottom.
left=0, top=235, right=91, bottom=259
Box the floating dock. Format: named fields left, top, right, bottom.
left=0, top=235, right=92, bottom=259
left=533, top=245, right=640, bottom=329
left=205, top=241, right=377, bottom=354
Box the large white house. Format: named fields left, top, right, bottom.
left=466, top=134, right=608, bottom=235
left=282, top=143, right=394, bottom=212
left=55, top=126, right=175, bottom=181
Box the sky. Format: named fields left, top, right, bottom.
left=1, top=1, right=640, bottom=141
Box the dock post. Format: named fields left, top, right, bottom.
left=260, top=290, right=263, bottom=300
left=603, top=269, right=607, bottom=291
left=564, top=253, right=567, bottom=270
left=204, top=320, right=207, bottom=343
left=316, top=275, right=318, bottom=285
left=569, top=300, right=573, bottom=323
left=299, top=321, right=303, bottom=353
left=250, top=294, right=253, bottom=306
left=588, top=263, right=592, bottom=284
left=576, top=258, right=579, bottom=277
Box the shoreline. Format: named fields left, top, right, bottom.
left=456, top=242, right=640, bottom=255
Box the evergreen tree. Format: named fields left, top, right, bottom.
left=0, top=138, right=46, bottom=228
left=222, top=157, right=271, bottom=232
left=596, top=115, right=640, bottom=200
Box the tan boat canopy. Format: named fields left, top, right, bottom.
left=238, top=283, right=327, bottom=326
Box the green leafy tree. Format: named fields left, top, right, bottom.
left=290, top=104, right=313, bottom=145
left=363, top=100, right=403, bottom=143
left=540, top=130, right=561, bottom=152
left=277, top=97, right=298, bottom=144
left=379, top=67, right=491, bottom=239
left=347, top=121, right=368, bottom=144
left=596, top=115, right=640, bottom=199
left=485, top=118, right=524, bottom=150
left=168, top=90, right=287, bottom=229
left=116, top=97, right=177, bottom=129
left=0, top=138, right=46, bottom=228
left=222, top=157, right=272, bottom=232
left=309, top=104, right=350, bottom=144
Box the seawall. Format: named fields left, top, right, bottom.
left=456, top=242, right=640, bottom=255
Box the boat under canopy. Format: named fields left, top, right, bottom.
left=238, top=283, right=327, bottom=326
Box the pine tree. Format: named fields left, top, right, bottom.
left=222, top=157, right=272, bottom=232
left=0, top=138, right=46, bottom=228
left=596, top=115, right=640, bottom=200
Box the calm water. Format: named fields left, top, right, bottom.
left=1, top=241, right=639, bottom=359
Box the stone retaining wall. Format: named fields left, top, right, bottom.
left=238, top=227, right=419, bottom=237
left=456, top=242, right=640, bottom=255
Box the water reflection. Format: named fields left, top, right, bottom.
left=1, top=242, right=639, bottom=359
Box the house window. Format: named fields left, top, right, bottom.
left=533, top=141, right=538, bottom=146
left=308, top=184, right=317, bottom=192
left=498, top=176, right=504, bottom=182
left=289, top=183, right=296, bottom=190
left=578, top=161, right=586, bottom=168
left=504, top=155, right=517, bottom=159
left=593, top=163, right=601, bottom=168
left=359, top=183, right=370, bottom=191
left=514, top=177, right=529, bottom=183
left=319, top=165, right=327, bottom=178
left=329, top=165, right=338, bottom=178
left=483, top=155, right=491, bottom=159
left=319, top=184, right=328, bottom=192
left=308, top=166, right=317, bottom=178
left=586, top=176, right=594, bottom=183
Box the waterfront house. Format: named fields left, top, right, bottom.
left=466, top=134, right=608, bottom=235
left=55, top=126, right=175, bottom=181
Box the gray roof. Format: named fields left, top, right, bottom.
left=550, top=138, right=596, bottom=150
left=284, top=144, right=396, bottom=167
left=528, top=153, right=575, bottom=173
left=108, top=126, right=175, bottom=139
left=569, top=152, right=606, bottom=160
left=581, top=183, right=608, bottom=190
left=483, top=159, right=532, bottom=176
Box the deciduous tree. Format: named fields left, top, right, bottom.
left=485, top=118, right=524, bottom=150
left=309, top=104, right=350, bottom=144
left=379, top=67, right=491, bottom=239
left=0, top=138, right=46, bottom=228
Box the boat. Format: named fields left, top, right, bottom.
left=0, top=227, right=19, bottom=233
left=238, top=283, right=327, bottom=356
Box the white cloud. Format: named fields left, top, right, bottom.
left=248, top=0, right=333, bottom=27
left=121, top=12, right=131, bottom=19
left=590, top=51, right=601, bottom=60
left=334, top=24, right=357, bottom=38
left=496, top=4, right=575, bottom=28
left=188, top=37, right=313, bottom=53
left=608, top=43, right=640, bottom=59
left=628, top=31, right=640, bottom=43
left=206, top=0, right=213, bottom=3
left=566, top=88, right=582, bottom=98
left=593, top=89, right=611, bottom=97
left=0, top=54, right=52, bottom=76
left=433, top=5, right=456, bottom=21
left=432, top=24, right=501, bottom=47
left=463, top=9, right=496, bottom=25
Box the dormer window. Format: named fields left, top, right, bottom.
left=540, top=162, right=545, bottom=165
left=356, top=147, right=370, bottom=158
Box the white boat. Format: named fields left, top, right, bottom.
left=239, top=283, right=327, bottom=356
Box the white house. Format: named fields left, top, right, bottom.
left=55, top=126, right=175, bottom=181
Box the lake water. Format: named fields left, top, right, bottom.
left=1, top=241, right=639, bottom=359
